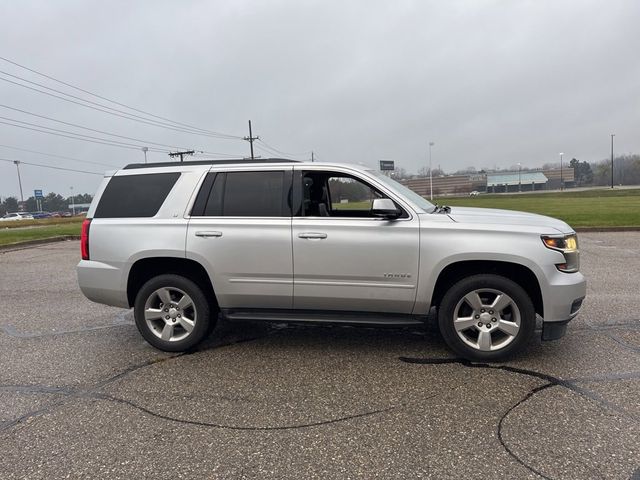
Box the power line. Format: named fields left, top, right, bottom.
left=193, top=152, right=243, bottom=160
left=254, top=144, right=291, bottom=160
left=0, top=157, right=102, bottom=175
left=0, top=114, right=242, bottom=158
left=0, top=105, right=190, bottom=151
left=0, top=73, right=242, bottom=141
left=0, top=116, right=174, bottom=151
left=257, top=138, right=311, bottom=157
left=0, top=143, right=118, bottom=168
left=0, top=56, right=244, bottom=139
left=0, top=57, right=242, bottom=140
left=0, top=119, right=170, bottom=152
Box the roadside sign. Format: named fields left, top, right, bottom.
left=34, top=189, right=43, bottom=198
left=379, top=160, right=395, bottom=171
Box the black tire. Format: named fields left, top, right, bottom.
left=134, top=274, right=214, bottom=352
left=437, top=274, right=535, bottom=362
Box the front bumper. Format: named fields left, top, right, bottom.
left=542, top=268, right=586, bottom=322
left=540, top=267, right=586, bottom=341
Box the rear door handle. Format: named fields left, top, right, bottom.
left=195, top=231, right=223, bottom=238
left=298, top=232, right=327, bottom=239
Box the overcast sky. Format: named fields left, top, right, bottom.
left=1, top=0, right=639, bottom=199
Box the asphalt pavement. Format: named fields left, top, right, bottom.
left=0, top=234, right=638, bottom=479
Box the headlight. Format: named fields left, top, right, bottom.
left=541, top=234, right=580, bottom=273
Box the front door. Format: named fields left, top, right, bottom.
left=292, top=169, right=420, bottom=313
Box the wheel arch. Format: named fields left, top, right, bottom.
left=430, top=260, right=543, bottom=317
left=127, top=257, right=217, bottom=309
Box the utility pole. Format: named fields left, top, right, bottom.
left=70, top=186, right=75, bottom=215
left=142, top=146, right=148, bottom=164
left=243, top=120, right=259, bottom=160
left=168, top=150, right=195, bottom=162
left=311, top=151, right=315, bottom=162
left=610, top=134, right=615, bottom=189
left=559, top=152, right=564, bottom=191
left=428, top=142, right=435, bottom=201
left=13, top=160, right=24, bottom=208
left=518, top=162, right=522, bottom=191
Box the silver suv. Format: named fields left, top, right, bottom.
left=77, top=159, right=586, bottom=361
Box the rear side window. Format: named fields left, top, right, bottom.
left=193, top=171, right=288, bottom=217
left=94, top=173, right=180, bottom=218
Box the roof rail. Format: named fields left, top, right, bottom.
left=122, top=158, right=302, bottom=170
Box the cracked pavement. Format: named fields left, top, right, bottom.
left=0, top=234, right=639, bottom=479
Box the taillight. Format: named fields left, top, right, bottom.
left=81, top=219, right=91, bottom=260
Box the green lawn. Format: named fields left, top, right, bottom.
left=0, top=222, right=82, bottom=246
left=0, top=216, right=84, bottom=229
left=438, top=188, right=640, bottom=227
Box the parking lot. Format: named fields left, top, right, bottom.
left=1, top=233, right=638, bottom=479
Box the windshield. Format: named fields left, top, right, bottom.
left=368, top=171, right=435, bottom=213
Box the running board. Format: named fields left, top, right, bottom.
left=221, top=308, right=425, bottom=326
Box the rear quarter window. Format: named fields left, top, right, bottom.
left=94, top=172, right=180, bottom=218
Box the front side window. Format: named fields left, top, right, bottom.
left=194, top=171, right=287, bottom=217
left=328, top=176, right=380, bottom=212
left=300, top=171, right=403, bottom=218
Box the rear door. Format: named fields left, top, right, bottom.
left=186, top=167, right=293, bottom=309
left=291, top=167, right=420, bottom=313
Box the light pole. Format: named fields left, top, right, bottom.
left=559, top=152, right=564, bottom=191
left=13, top=160, right=24, bottom=208
left=610, top=134, right=615, bottom=189
left=517, top=163, right=522, bottom=192
left=142, top=146, right=148, bottom=164
left=70, top=186, right=75, bottom=215
left=428, top=141, right=434, bottom=201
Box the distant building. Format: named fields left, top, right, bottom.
left=542, top=168, right=575, bottom=189
left=486, top=171, right=548, bottom=193
left=400, top=167, right=575, bottom=197
left=401, top=174, right=487, bottom=197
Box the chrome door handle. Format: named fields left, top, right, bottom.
left=298, top=232, right=327, bottom=239
left=195, top=231, right=223, bottom=238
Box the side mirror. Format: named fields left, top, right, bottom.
left=371, top=198, right=401, bottom=219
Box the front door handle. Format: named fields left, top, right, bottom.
left=195, top=231, right=223, bottom=238
left=298, top=232, right=327, bottom=239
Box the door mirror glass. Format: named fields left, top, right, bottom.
left=371, top=198, right=400, bottom=219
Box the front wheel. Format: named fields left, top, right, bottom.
left=134, top=274, right=212, bottom=352
left=438, top=274, right=535, bottom=361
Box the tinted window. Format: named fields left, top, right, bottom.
left=202, top=171, right=285, bottom=217
left=203, top=173, right=226, bottom=216
left=190, top=172, right=216, bottom=217
left=94, top=173, right=180, bottom=218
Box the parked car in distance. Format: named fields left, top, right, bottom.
left=469, top=190, right=479, bottom=196
left=29, top=211, right=52, bottom=219
left=1, top=212, right=34, bottom=221
left=77, top=159, right=586, bottom=361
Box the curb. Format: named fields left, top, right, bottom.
left=0, top=235, right=80, bottom=253
left=574, top=227, right=640, bottom=232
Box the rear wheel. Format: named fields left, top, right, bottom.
left=438, top=274, right=535, bottom=361
left=134, top=274, right=213, bottom=352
